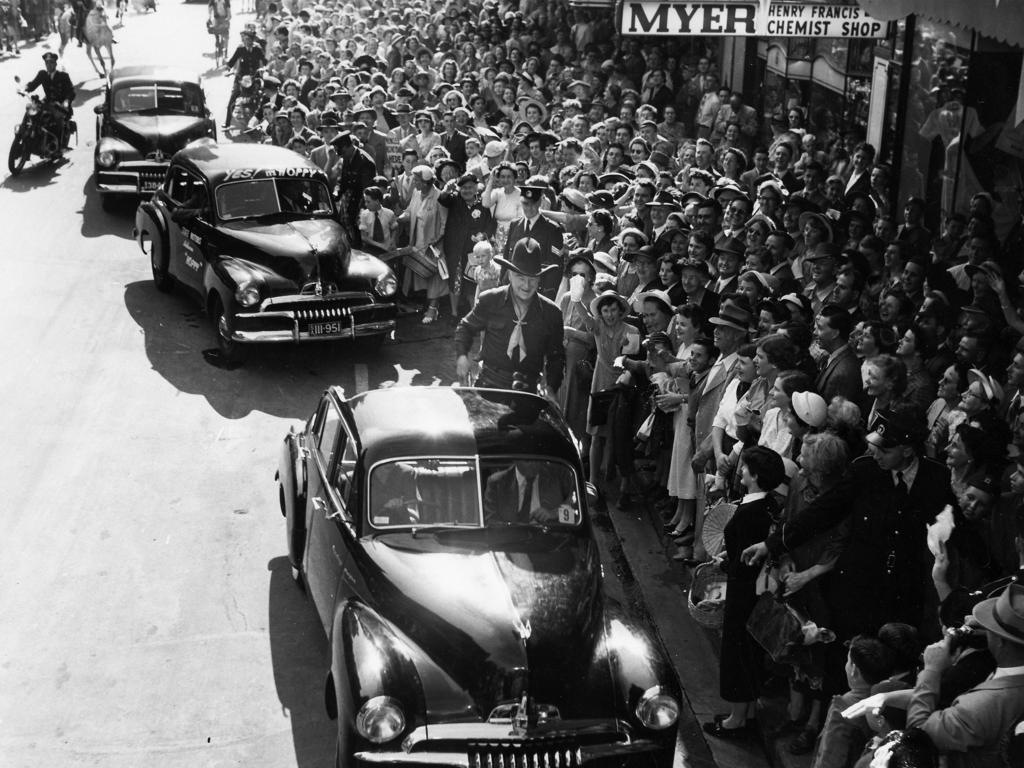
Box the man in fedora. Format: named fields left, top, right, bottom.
left=687, top=294, right=751, bottom=564
left=906, top=583, right=1024, bottom=767
left=455, top=237, right=564, bottom=395
left=502, top=185, right=566, bottom=300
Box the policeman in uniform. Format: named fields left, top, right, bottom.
left=24, top=52, right=75, bottom=151
left=329, top=130, right=377, bottom=247
left=501, top=185, right=566, bottom=300
left=455, top=237, right=565, bottom=395
left=223, top=29, right=266, bottom=128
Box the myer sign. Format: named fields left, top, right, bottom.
left=621, top=1, right=889, bottom=37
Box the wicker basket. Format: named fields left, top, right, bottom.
left=688, top=561, right=728, bottom=630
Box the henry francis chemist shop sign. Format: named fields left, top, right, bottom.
left=622, top=1, right=889, bottom=37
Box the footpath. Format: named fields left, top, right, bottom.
left=596, top=490, right=817, bottom=768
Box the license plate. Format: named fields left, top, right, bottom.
left=141, top=179, right=161, bottom=191
left=309, top=321, right=345, bottom=336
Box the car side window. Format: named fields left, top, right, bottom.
left=333, top=436, right=357, bottom=507
left=316, top=404, right=343, bottom=469
left=166, top=167, right=191, bottom=204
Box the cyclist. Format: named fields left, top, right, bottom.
left=207, top=0, right=230, bottom=63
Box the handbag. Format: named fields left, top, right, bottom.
left=746, top=586, right=810, bottom=665
left=634, top=411, right=656, bottom=442
left=401, top=245, right=438, bottom=279
left=574, top=355, right=595, bottom=391
left=588, top=388, right=617, bottom=428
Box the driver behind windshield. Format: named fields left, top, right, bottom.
left=24, top=52, right=75, bottom=150
left=483, top=460, right=575, bottom=525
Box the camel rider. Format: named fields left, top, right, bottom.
left=24, top=52, right=75, bottom=150
left=222, top=27, right=265, bottom=128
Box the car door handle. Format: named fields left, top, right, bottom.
left=312, top=497, right=329, bottom=517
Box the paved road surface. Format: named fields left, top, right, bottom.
left=0, top=7, right=697, bottom=768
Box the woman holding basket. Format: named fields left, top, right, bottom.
left=704, top=445, right=786, bottom=738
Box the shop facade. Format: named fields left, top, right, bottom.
left=615, top=0, right=1024, bottom=235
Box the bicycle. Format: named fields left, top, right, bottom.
left=208, top=17, right=229, bottom=66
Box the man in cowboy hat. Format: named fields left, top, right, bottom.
left=502, top=185, right=566, bottom=301
left=905, top=583, right=1024, bottom=766
left=454, top=237, right=564, bottom=395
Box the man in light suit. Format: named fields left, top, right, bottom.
left=814, top=304, right=864, bottom=409
left=906, top=583, right=1024, bottom=768
left=688, top=295, right=750, bottom=563
left=502, top=185, right=566, bottom=300
left=483, top=461, right=576, bottom=525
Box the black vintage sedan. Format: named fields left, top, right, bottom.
left=277, top=386, right=681, bottom=767
left=135, top=141, right=397, bottom=364
left=94, top=65, right=216, bottom=208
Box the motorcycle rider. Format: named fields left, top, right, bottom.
left=24, top=52, right=75, bottom=154
left=222, top=27, right=265, bottom=129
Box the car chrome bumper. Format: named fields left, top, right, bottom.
left=354, top=739, right=664, bottom=767
left=231, top=302, right=397, bottom=343
left=95, top=164, right=167, bottom=195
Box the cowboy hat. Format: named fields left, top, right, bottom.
left=973, top=583, right=1024, bottom=646
left=710, top=296, right=753, bottom=332
left=494, top=237, right=558, bottom=278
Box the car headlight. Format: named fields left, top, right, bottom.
left=355, top=696, right=405, bottom=743
left=97, top=150, right=117, bottom=167
left=375, top=273, right=398, bottom=298
left=235, top=282, right=261, bottom=308
left=635, top=686, right=679, bottom=730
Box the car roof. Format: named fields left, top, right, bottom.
left=342, top=387, right=581, bottom=468
left=173, top=141, right=325, bottom=181
left=108, top=65, right=202, bottom=86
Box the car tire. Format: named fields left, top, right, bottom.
left=211, top=294, right=248, bottom=367
left=146, top=232, right=173, bottom=293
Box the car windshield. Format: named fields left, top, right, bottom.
left=111, top=83, right=205, bottom=115
left=215, top=178, right=334, bottom=220
left=368, top=457, right=582, bottom=530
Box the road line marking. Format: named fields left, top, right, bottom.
left=354, top=363, right=368, bottom=393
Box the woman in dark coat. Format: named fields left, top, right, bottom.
left=704, top=445, right=786, bottom=738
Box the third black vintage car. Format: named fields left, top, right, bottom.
left=94, top=65, right=216, bottom=208
left=135, top=141, right=397, bottom=363
left=278, top=385, right=681, bottom=767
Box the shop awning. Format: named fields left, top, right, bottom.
left=857, top=0, right=1024, bottom=47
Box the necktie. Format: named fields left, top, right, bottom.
left=524, top=219, right=532, bottom=236
left=372, top=211, right=384, bottom=243
left=518, top=475, right=535, bottom=519
left=895, top=471, right=908, bottom=509
left=506, top=302, right=527, bottom=363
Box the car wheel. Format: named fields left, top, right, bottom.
left=210, top=294, right=248, bottom=366
left=145, top=234, right=173, bottom=293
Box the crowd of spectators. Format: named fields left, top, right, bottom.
left=214, top=0, right=1024, bottom=764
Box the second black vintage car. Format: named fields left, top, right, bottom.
left=278, top=385, right=682, bottom=767
left=135, top=141, right=398, bottom=364
left=94, top=65, right=216, bottom=208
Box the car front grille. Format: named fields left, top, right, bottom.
left=468, top=740, right=583, bottom=768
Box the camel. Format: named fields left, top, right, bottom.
left=84, top=3, right=115, bottom=77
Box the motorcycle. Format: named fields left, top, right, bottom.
left=8, top=77, right=76, bottom=176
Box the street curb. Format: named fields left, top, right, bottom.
left=602, top=494, right=775, bottom=768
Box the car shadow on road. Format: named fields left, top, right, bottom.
left=267, top=555, right=335, bottom=768
left=123, top=279, right=416, bottom=418
left=80, top=176, right=138, bottom=239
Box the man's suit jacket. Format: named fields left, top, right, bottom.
left=441, top=129, right=468, bottom=168
left=769, top=455, right=952, bottom=636
left=815, top=344, right=864, bottom=409
left=502, top=216, right=566, bottom=299
left=297, top=77, right=320, bottom=108
left=907, top=668, right=1024, bottom=768
left=688, top=353, right=739, bottom=460
left=483, top=466, right=574, bottom=524
left=361, top=130, right=389, bottom=177
left=844, top=169, right=871, bottom=196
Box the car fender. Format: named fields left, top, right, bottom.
left=135, top=200, right=168, bottom=255
left=598, top=599, right=680, bottom=728
left=96, top=135, right=141, bottom=163
left=279, top=425, right=307, bottom=570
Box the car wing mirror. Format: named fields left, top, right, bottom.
left=93, top=104, right=103, bottom=115
left=170, top=208, right=195, bottom=224
left=13, top=75, right=20, bottom=84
